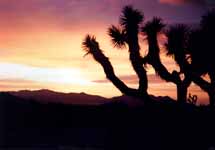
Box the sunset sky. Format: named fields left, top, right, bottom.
left=0, top=0, right=212, bottom=104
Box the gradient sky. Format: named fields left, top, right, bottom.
left=0, top=0, right=212, bottom=104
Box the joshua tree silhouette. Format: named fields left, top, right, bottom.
left=164, top=24, right=192, bottom=103
left=187, top=10, right=215, bottom=106
left=141, top=18, right=190, bottom=103
left=82, top=6, right=149, bottom=100
left=108, top=6, right=148, bottom=95
left=82, top=5, right=215, bottom=106
left=141, top=15, right=215, bottom=106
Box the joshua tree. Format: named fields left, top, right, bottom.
left=188, top=31, right=215, bottom=106
left=200, top=9, right=215, bottom=106
left=82, top=6, right=149, bottom=100
left=187, top=10, right=215, bottom=106
left=141, top=17, right=190, bottom=103
left=108, top=6, right=148, bottom=95
left=164, top=24, right=192, bottom=103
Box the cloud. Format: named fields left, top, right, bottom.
left=159, top=0, right=206, bottom=6
left=0, top=0, right=206, bottom=31
left=0, top=78, right=43, bottom=90
left=93, top=74, right=166, bottom=85
left=0, top=0, right=111, bottom=32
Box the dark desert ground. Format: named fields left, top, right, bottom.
left=1, top=90, right=215, bottom=150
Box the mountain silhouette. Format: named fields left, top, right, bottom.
left=9, top=89, right=108, bottom=105
left=6, top=89, right=176, bottom=107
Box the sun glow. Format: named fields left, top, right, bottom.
left=0, top=63, right=93, bottom=86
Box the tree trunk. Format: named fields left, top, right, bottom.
left=209, top=92, right=215, bottom=107
left=129, top=53, right=148, bottom=94
left=128, top=33, right=148, bottom=95
left=176, top=83, right=187, bottom=104
left=208, top=72, right=215, bottom=106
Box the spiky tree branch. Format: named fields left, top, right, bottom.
left=82, top=35, right=146, bottom=98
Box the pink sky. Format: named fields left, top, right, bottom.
left=0, top=0, right=210, bottom=104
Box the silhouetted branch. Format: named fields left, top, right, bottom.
left=82, top=35, right=145, bottom=97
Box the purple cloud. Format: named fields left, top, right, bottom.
left=159, top=0, right=206, bottom=6
left=0, top=0, right=206, bottom=31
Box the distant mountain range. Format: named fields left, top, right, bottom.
left=8, top=89, right=108, bottom=105
left=0, top=89, right=175, bottom=106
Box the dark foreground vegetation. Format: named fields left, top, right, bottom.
left=0, top=92, right=215, bottom=150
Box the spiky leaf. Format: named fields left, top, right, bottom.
left=82, top=35, right=100, bottom=56
left=120, top=5, right=144, bottom=29
left=165, top=24, right=189, bottom=56
left=142, top=17, right=165, bottom=35
left=108, top=25, right=127, bottom=49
